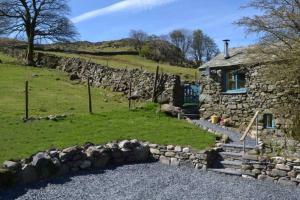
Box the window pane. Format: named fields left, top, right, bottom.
left=226, top=71, right=236, bottom=90
left=237, top=73, right=246, bottom=89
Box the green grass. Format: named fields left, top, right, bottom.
left=42, top=51, right=198, bottom=81
left=0, top=53, right=215, bottom=163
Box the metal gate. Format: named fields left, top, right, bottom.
left=183, top=84, right=200, bottom=105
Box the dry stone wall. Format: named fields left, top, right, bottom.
left=242, top=155, right=300, bottom=186
left=2, top=48, right=183, bottom=106
left=199, top=65, right=300, bottom=136
left=0, top=140, right=217, bottom=189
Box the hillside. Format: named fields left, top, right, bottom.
left=0, top=38, right=198, bottom=80
left=0, top=52, right=214, bottom=163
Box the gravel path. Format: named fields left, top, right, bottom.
left=1, top=163, right=299, bottom=200
left=192, top=119, right=256, bottom=146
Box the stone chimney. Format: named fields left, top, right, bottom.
left=223, top=39, right=230, bottom=59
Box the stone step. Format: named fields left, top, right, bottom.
left=222, top=143, right=256, bottom=153
left=208, top=168, right=242, bottom=176
left=220, top=160, right=242, bottom=169
left=219, top=152, right=244, bottom=161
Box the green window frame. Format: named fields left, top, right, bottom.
left=263, top=114, right=276, bottom=129
left=223, top=70, right=246, bottom=93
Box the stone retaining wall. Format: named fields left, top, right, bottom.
left=242, top=155, right=300, bottom=186
left=149, top=144, right=218, bottom=170
left=0, top=140, right=217, bottom=189
left=1, top=48, right=183, bottom=106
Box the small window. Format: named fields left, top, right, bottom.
left=223, top=70, right=246, bottom=93
left=263, top=114, right=276, bottom=129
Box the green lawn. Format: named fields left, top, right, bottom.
left=42, top=51, right=198, bottom=81
left=0, top=53, right=214, bottom=163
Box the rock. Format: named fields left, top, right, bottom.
left=31, top=152, right=56, bottom=178
left=278, top=177, right=297, bottom=186
left=3, top=161, right=21, bottom=172
left=20, top=164, right=38, bottom=184
left=242, top=174, right=256, bottom=179
left=270, top=169, right=287, bottom=177
left=149, top=144, right=158, bottom=148
left=130, top=139, right=140, bottom=148
left=106, top=142, right=119, bottom=149
left=57, top=164, right=69, bottom=176
left=182, top=147, right=190, bottom=153
left=167, top=145, right=174, bottom=150
left=170, top=158, right=180, bottom=166
left=51, top=157, right=61, bottom=169
left=93, top=153, right=110, bottom=168
left=287, top=170, right=296, bottom=178
left=79, top=160, right=91, bottom=169
left=0, top=168, right=15, bottom=187
left=134, top=145, right=150, bottom=162
left=159, top=156, right=170, bottom=165
left=258, top=175, right=274, bottom=182
left=150, top=148, right=160, bottom=154
left=49, top=150, right=59, bottom=158
left=275, top=164, right=291, bottom=171
left=160, top=104, right=181, bottom=117
left=293, top=166, right=300, bottom=172
left=70, top=73, right=80, bottom=80
left=296, top=174, right=300, bottom=180
left=165, top=151, right=176, bottom=157
left=86, top=146, right=102, bottom=158
left=60, top=146, right=82, bottom=162
left=174, top=146, right=182, bottom=152
left=119, top=140, right=132, bottom=149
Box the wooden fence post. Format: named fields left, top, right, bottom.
left=25, top=81, right=29, bottom=120
left=129, top=78, right=132, bottom=110
left=87, top=77, right=93, bottom=114
left=152, top=65, right=159, bottom=102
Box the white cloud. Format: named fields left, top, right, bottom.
left=72, top=0, right=177, bottom=24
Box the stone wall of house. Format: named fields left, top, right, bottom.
left=241, top=155, right=300, bottom=186
left=199, top=64, right=300, bottom=136
left=1, top=48, right=183, bottom=106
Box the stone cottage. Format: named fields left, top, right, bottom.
left=198, top=40, right=299, bottom=137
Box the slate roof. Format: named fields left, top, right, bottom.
left=199, top=46, right=259, bottom=69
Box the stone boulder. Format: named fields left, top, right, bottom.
left=20, top=164, right=38, bottom=184
left=134, top=144, right=150, bottom=162
left=59, top=146, right=84, bottom=163
left=160, top=104, right=181, bottom=117
left=86, top=147, right=111, bottom=168
left=0, top=168, right=15, bottom=187
left=31, top=152, right=56, bottom=178
left=3, top=161, right=21, bottom=173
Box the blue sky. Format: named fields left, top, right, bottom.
left=69, top=0, right=260, bottom=49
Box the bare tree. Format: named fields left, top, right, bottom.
left=236, top=0, right=300, bottom=139
left=0, top=0, right=78, bottom=65
left=169, top=29, right=192, bottom=58
left=129, top=30, right=148, bottom=52
left=191, top=29, right=219, bottom=66
left=236, top=0, right=300, bottom=59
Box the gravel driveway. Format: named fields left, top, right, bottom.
left=1, top=163, right=299, bottom=200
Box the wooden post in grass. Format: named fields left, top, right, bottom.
left=152, top=65, right=159, bottom=102
left=25, top=80, right=29, bottom=120
left=128, top=78, right=132, bottom=110
left=87, top=77, right=93, bottom=114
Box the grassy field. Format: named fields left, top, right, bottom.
left=42, top=51, right=198, bottom=81
left=0, top=53, right=214, bottom=163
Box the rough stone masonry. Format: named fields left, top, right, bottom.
left=1, top=48, right=183, bottom=106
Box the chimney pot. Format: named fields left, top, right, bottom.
left=223, top=39, right=230, bottom=59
